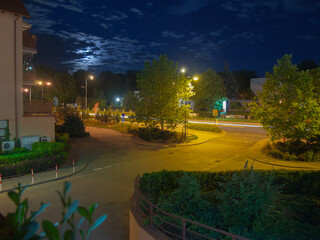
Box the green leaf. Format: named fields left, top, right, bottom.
left=64, top=182, right=72, bottom=196
left=63, top=200, right=79, bottom=221
left=87, top=214, right=107, bottom=239
left=23, top=221, right=40, bottom=240
left=42, top=220, right=60, bottom=240
left=31, top=203, right=51, bottom=221
left=8, top=191, right=20, bottom=206
left=88, top=203, right=98, bottom=216
left=76, top=217, right=85, bottom=234
left=63, top=229, right=75, bottom=240
left=77, top=207, right=91, bottom=223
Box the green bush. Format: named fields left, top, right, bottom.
left=188, top=123, right=221, bottom=133
left=0, top=141, right=70, bottom=177
left=139, top=169, right=320, bottom=239
left=262, top=141, right=320, bottom=162
left=60, top=114, right=88, bottom=138
left=216, top=167, right=279, bottom=236
left=55, top=132, right=70, bottom=143
left=130, top=127, right=181, bottom=143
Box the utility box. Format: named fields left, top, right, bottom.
left=21, top=135, right=40, bottom=150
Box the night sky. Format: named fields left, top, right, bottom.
left=24, top=0, right=320, bottom=76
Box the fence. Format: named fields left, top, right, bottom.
left=133, top=175, right=249, bottom=240
left=24, top=101, right=52, bottom=115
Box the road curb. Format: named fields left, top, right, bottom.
left=0, top=136, right=90, bottom=194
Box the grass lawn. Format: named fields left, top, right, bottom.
left=189, top=117, right=260, bottom=123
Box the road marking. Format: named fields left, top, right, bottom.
left=93, top=168, right=103, bottom=171
left=104, top=166, right=112, bottom=169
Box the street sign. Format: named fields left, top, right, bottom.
left=212, top=109, right=218, bottom=117
left=121, top=113, right=125, bottom=117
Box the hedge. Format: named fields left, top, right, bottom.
left=188, top=123, right=221, bottom=133
left=0, top=138, right=70, bottom=177
left=140, top=169, right=320, bottom=201
left=139, top=170, right=320, bottom=239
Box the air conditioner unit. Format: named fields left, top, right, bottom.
left=2, top=141, right=15, bottom=152
left=40, top=136, right=51, bottom=142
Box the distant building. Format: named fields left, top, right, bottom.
left=0, top=0, right=55, bottom=141
left=250, top=77, right=266, bottom=95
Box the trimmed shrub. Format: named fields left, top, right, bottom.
left=188, top=123, right=221, bottom=133
left=0, top=141, right=70, bottom=177
left=262, top=141, right=320, bottom=162
left=130, top=127, right=181, bottom=143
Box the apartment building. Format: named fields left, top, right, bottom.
left=0, top=0, right=55, bottom=142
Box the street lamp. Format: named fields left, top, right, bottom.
left=85, top=74, right=94, bottom=110
left=37, top=81, right=52, bottom=103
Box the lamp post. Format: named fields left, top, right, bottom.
left=85, top=74, right=94, bottom=111
left=37, top=81, right=52, bottom=103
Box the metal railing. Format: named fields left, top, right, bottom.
left=24, top=101, right=52, bottom=115
left=133, top=175, right=249, bottom=240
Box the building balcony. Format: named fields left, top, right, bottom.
left=24, top=101, right=53, bottom=116
left=23, top=30, right=37, bottom=55
left=23, top=71, right=36, bottom=83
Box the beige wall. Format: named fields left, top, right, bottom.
left=0, top=12, right=54, bottom=142
left=0, top=12, right=23, bottom=140
left=130, top=211, right=155, bottom=240
left=20, top=116, right=55, bottom=141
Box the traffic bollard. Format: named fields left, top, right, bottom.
left=31, top=168, right=34, bottom=184
left=55, top=164, right=58, bottom=179
left=0, top=174, right=2, bottom=192
left=73, top=160, right=75, bottom=173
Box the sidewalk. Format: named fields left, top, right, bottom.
left=0, top=137, right=89, bottom=193
left=246, top=139, right=320, bottom=170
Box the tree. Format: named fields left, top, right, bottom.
left=297, top=59, right=319, bottom=71
left=233, top=70, right=257, bottom=99
left=250, top=54, right=320, bottom=142
left=192, top=68, right=226, bottom=111
left=219, top=61, right=238, bottom=99
left=122, top=90, right=138, bottom=111
left=36, top=66, right=77, bottom=104
left=135, top=55, right=194, bottom=129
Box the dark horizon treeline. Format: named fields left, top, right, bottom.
left=32, top=58, right=319, bottom=108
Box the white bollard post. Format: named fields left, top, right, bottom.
left=31, top=168, right=34, bottom=184
left=0, top=174, right=2, bottom=192
left=216, top=118, right=218, bottom=125
left=73, top=160, right=75, bottom=173
left=55, top=164, right=58, bottom=179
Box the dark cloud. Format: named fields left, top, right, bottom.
left=24, top=0, right=320, bottom=75
left=131, top=8, right=143, bottom=16
left=167, top=0, right=208, bottom=16
left=162, top=31, right=185, bottom=39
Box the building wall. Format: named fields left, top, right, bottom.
left=20, top=116, right=55, bottom=141
left=0, top=12, right=23, bottom=140
left=0, top=12, right=54, bottom=142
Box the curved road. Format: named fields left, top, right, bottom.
left=0, top=125, right=267, bottom=240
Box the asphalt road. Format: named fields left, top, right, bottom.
left=0, top=125, right=267, bottom=240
